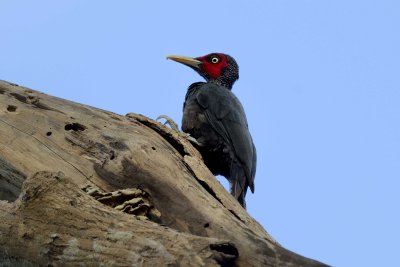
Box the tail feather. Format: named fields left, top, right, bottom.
left=229, top=162, right=248, bottom=209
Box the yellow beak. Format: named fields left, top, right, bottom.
left=166, top=55, right=202, bottom=69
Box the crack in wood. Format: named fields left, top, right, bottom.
left=0, top=118, right=90, bottom=181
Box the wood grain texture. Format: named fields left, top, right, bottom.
left=0, top=80, right=328, bottom=266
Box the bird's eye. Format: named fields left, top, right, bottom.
left=211, top=56, right=220, bottom=64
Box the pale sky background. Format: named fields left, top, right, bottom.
left=1, top=2, right=399, bottom=266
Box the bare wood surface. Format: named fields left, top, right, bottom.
left=0, top=80, right=328, bottom=266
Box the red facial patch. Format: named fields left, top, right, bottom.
left=198, top=53, right=229, bottom=79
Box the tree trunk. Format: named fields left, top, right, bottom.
left=0, top=80, right=328, bottom=266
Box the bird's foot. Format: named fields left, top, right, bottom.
left=182, top=132, right=201, bottom=146
left=156, top=115, right=201, bottom=146
left=156, top=115, right=180, bottom=132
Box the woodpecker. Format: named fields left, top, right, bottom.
left=167, top=53, right=256, bottom=208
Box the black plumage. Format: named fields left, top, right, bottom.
left=167, top=53, right=256, bottom=208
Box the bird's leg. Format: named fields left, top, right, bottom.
left=156, top=115, right=201, bottom=146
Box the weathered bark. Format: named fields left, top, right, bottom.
left=0, top=80, right=328, bottom=266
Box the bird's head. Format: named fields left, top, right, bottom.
left=167, top=53, right=239, bottom=89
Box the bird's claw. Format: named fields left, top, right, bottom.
left=156, top=115, right=201, bottom=146
left=156, top=115, right=180, bottom=132
left=183, top=133, right=201, bottom=146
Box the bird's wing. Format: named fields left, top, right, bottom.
left=196, top=84, right=256, bottom=192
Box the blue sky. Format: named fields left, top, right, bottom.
left=1, top=1, right=399, bottom=266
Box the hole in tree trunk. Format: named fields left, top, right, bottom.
left=65, top=122, right=86, bottom=131
left=7, top=105, right=17, bottom=112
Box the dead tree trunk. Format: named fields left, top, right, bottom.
left=0, top=80, right=328, bottom=266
